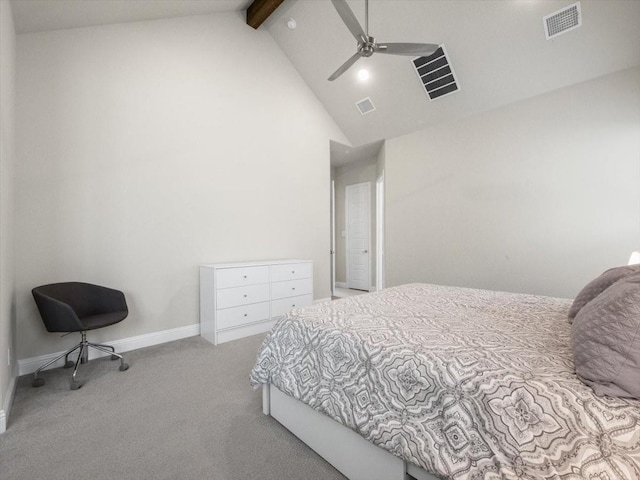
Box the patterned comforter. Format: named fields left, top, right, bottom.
left=250, top=284, right=640, bottom=479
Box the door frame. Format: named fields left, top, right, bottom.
left=345, top=181, right=371, bottom=291
left=331, top=179, right=336, bottom=296
left=376, top=173, right=384, bottom=291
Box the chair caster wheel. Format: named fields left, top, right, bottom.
left=33, top=378, right=45, bottom=388
left=70, top=381, right=82, bottom=390
left=64, top=361, right=74, bottom=368
left=119, top=363, right=129, bottom=372
left=110, top=354, right=119, bottom=361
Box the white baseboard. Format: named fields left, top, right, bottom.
left=313, top=297, right=331, bottom=304
left=18, top=323, right=200, bottom=377
left=370, top=285, right=377, bottom=292
left=0, top=373, right=17, bottom=434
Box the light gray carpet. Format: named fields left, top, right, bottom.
left=0, top=334, right=346, bottom=480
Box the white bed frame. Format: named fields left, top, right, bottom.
left=262, top=384, right=441, bottom=480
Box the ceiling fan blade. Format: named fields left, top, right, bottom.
left=331, top=0, right=366, bottom=42
left=328, top=53, right=362, bottom=81
left=374, top=42, right=440, bottom=56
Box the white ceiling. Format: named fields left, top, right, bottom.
left=9, top=0, right=640, bottom=158
left=10, top=0, right=251, bottom=34
left=265, top=0, right=640, bottom=147
left=331, top=139, right=383, bottom=168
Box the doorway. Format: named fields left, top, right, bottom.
left=346, top=182, right=371, bottom=291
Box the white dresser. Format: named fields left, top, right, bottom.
left=200, top=260, right=313, bottom=345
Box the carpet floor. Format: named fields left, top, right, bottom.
left=0, top=334, right=346, bottom=480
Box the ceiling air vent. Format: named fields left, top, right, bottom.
left=412, top=44, right=459, bottom=101
left=543, top=2, right=582, bottom=40
left=356, top=97, right=376, bottom=115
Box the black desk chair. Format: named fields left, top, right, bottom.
left=32, top=282, right=130, bottom=390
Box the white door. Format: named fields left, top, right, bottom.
left=346, top=182, right=371, bottom=291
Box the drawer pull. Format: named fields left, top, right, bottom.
left=291, top=270, right=295, bottom=274
left=243, top=294, right=247, bottom=298
left=244, top=314, right=248, bottom=317
left=292, top=287, right=296, bottom=290
left=292, top=304, right=296, bottom=307
left=243, top=275, right=247, bottom=279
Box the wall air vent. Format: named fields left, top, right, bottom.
left=543, top=2, right=582, bottom=40
left=356, top=97, right=376, bottom=115
left=412, top=44, right=459, bottom=101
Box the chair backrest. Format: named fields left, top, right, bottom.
left=34, top=282, right=99, bottom=317
left=32, top=282, right=128, bottom=333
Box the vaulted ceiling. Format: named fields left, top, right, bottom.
left=10, top=0, right=640, bottom=153
left=265, top=0, right=640, bottom=147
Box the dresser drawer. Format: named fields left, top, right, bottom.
left=216, top=283, right=270, bottom=310
left=271, top=278, right=313, bottom=300
left=271, top=262, right=312, bottom=283
left=216, top=301, right=270, bottom=330
left=216, top=266, right=269, bottom=289
left=272, top=294, right=313, bottom=318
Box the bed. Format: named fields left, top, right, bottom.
left=250, top=283, right=640, bottom=479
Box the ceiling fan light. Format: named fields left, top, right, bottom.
left=358, top=69, right=370, bottom=81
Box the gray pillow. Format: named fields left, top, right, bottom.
left=572, top=274, right=640, bottom=399
left=568, top=264, right=640, bottom=321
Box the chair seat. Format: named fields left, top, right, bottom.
left=81, top=311, right=128, bottom=330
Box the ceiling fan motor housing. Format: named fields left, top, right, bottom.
left=358, top=37, right=376, bottom=57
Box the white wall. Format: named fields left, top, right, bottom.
left=376, top=144, right=385, bottom=178
left=0, top=0, right=16, bottom=433
left=15, top=12, right=347, bottom=360
left=385, top=67, right=640, bottom=299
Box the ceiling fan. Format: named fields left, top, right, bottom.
left=328, top=0, right=439, bottom=81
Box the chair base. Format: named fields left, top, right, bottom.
left=32, top=331, right=129, bottom=390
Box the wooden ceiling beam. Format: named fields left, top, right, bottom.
left=247, top=0, right=285, bottom=29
